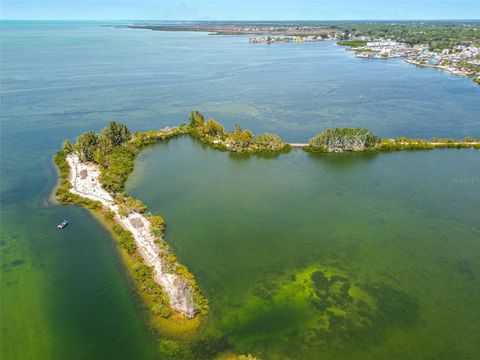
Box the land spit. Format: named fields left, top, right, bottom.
left=66, top=153, right=196, bottom=318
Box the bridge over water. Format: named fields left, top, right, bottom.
left=289, top=143, right=308, bottom=148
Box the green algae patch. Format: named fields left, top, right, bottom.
left=220, top=265, right=419, bottom=356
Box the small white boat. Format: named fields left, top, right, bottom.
left=57, top=220, right=68, bottom=229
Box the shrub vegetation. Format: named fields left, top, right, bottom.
left=55, top=115, right=478, bottom=323
left=188, top=111, right=291, bottom=153
left=55, top=120, right=208, bottom=320
left=306, top=128, right=380, bottom=152
left=337, top=40, right=367, bottom=48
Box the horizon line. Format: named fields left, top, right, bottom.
left=2, top=18, right=480, bottom=22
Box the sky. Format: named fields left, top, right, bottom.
left=1, top=0, right=479, bottom=20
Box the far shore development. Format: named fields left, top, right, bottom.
left=341, top=40, right=479, bottom=79
left=125, top=23, right=480, bottom=84
left=248, top=36, right=479, bottom=82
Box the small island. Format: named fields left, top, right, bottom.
left=304, top=128, right=479, bottom=153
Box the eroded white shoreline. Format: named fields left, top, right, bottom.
left=66, top=153, right=196, bottom=318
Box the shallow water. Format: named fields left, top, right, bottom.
left=127, top=137, right=480, bottom=359
left=1, top=21, right=479, bottom=359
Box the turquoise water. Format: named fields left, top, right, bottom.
left=1, top=21, right=479, bottom=359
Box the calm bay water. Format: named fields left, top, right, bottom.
left=1, top=21, right=479, bottom=359
left=127, top=138, right=480, bottom=359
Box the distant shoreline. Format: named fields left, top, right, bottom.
left=116, top=23, right=337, bottom=36
left=119, top=23, right=480, bottom=84
left=404, top=58, right=474, bottom=77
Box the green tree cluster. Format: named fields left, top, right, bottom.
left=117, top=195, right=148, bottom=217
left=99, top=146, right=136, bottom=193
left=335, top=22, right=480, bottom=48
left=149, top=215, right=166, bottom=237
left=204, top=118, right=225, bottom=137
left=74, top=121, right=132, bottom=164
left=189, top=111, right=226, bottom=139
left=225, top=124, right=254, bottom=151
left=189, top=110, right=205, bottom=128
left=112, top=223, right=137, bottom=253
left=188, top=110, right=290, bottom=153
left=62, top=139, right=74, bottom=153
left=130, top=126, right=190, bottom=148
left=307, top=128, right=380, bottom=152
left=253, top=133, right=287, bottom=151
left=132, top=261, right=172, bottom=318
left=75, top=131, right=99, bottom=162
left=104, top=121, right=131, bottom=147
left=337, top=40, right=367, bottom=48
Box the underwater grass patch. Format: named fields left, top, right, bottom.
left=219, top=264, right=420, bottom=356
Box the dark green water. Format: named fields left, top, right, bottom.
left=1, top=21, right=479, bottom=359
left=127, top=137, right=480, bottom=359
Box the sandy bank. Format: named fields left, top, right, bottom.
left=66, top=154, right=196, bottom=318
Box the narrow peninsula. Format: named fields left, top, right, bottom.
left=55, top=122, right=208, bottom=324
left=54, top=112, right=478, bottom=326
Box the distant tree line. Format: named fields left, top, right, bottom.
left=337, top=40, right=367, bottom=48
left=336, top=22, right=480, bottom=49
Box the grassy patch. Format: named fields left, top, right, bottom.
left=337, top=40, right=367, bottom=48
